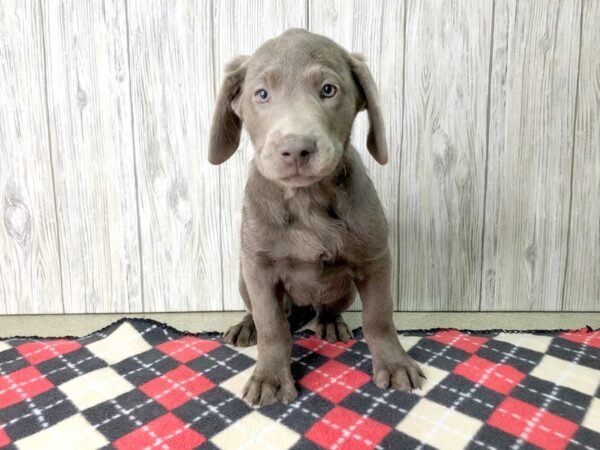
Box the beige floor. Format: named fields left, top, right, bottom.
left=0, top=311, right=599, bottom=338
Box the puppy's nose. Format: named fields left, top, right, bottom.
left=278, top=135, right=316, bottom=165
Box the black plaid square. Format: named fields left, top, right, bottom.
left=78, top=332, right=106, bottom=347
left=475, top=337, right=544, bottom=374
left=334, top=340, right=373, bottom=370
left=425, top=373, right=504, bottom=421
left=128, top=320, right=180, bottom=347
left=468, top=424, right=540, bottom=450
left=36, top=347, right=107, bottom=386
left=0, top=349, right=29, bottom=375
left=549, top=337, right=600, bottom=371
left=186, top=346, right=255, bottom=384
left=512, top=374, right=594, bottom=424
left=291, top=351, right=331, bottom=381
left=569, top=426, right=600, bottom=449
left=339, top=381, right=420, bottom=427
left=173, top=386, right=251, bottom=438
left=380, top=429, right=438, bottom=450
left=112, top=348, right=179, bottom=386
left=413, top=337, right=472, bottom=371
left=289, top=438, right=327, bottom=450
left=82, top=389, right=167, bottom=442
left=197, top=441, right=221, bottom=450
left=0, top=389, right=77, bottom=441
left=260, top=392, right=334, bottom=434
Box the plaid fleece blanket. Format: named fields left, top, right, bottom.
left=0, top=318, right=598, bottom=450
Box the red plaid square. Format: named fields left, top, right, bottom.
left=299, top=360, right=370, bottom=403
left=157, top=336, right=220, bottom=363
left=114, top=412, right=205, bottom=450
left=17, top=339, right=81, bottom=365
left=0, top=366, right=53, bottom=408
left=560, top=329, right=600, bottom=349
left=454, top=354, right=525, bottom=394
left=488, top=397, right=578, bottom=449
left=296, top=335, right=355, bottom=358
left=140, top=365, right=215, bottom=409
left=306, top=406, right=391, bottom=450
left=0, top=425, right=10, bottom=447
left=429, top=330, right=488, bottom=353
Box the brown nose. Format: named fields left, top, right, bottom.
left=278, top=135, right=316, bottom=165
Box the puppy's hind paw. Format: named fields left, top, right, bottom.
left=316, top=313, right=353, bottom=343
left=224, top=314, right=257, bottom=347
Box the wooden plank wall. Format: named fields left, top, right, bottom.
left=0, top=0, right=598, bottom=314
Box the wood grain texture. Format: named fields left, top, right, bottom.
left=398, top=0, right=492, bottom=310
left=127, top=0, right=221, bottom=312
left=0, top=1, right=63, bottom=314
left=3, top=1, right=599, bottom=314
left=42, top=0, right=141, bottom=313
left=213, top=0, right=307, bottom=311
left=482, top=0, right=582, bottom=311
left=308, top=0, right=404, bottom=311
left=563, top=0, right=600, bottom=311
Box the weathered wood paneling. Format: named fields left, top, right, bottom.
left=2, top=0, right=598, bottom=313
left=309, top=0, right=404, bottom=311
left=398, top=0, right=492, bottom=310
left=564, top=0, right=600, bottom=311
left=42, top=0, right=141, bottom=313
left=213, top=0, right=308, bottom=311
left=482, top=0, right=582, bottom=311
left=0, top=1, right=63, bottom=314
left=127, top=0, right=221, bottom=312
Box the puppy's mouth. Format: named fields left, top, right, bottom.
left=279, top=171, right=320, bottom=187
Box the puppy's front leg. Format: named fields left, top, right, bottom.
left=241, top=256, right=297, bottom=406
left=357, top=252, right=425, bottom=391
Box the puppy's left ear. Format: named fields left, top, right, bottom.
left=348, top=53, right=388, bottom=165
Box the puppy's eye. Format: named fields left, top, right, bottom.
left=320, top=84, right=337, bottom=98
left=255, top=89, right=270, bottom=103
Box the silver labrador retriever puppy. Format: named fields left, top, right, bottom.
left=208, top=29, right=424, bottom=406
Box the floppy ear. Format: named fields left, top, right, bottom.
left=348, top=53, right=388, bottom=165
left=208, top=55, right=248, bottom=165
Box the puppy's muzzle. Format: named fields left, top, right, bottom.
left=277, top=134, right=316, bottom=167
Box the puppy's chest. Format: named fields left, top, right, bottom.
left=272, top=197, right=350, bottom=264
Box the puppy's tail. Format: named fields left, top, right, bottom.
left=284, top=295, right=316, bottom=332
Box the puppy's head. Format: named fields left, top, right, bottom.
left=208, top=29, right=387, bottom=187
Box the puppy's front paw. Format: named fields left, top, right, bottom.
left=372, top=355, right=425, bottom=392
left=243, top=368, right=298, bottom=407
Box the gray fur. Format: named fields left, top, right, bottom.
left=208, top=29, right=424, bottom=407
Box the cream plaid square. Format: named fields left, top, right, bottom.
left=87, top=321, right=152, bottom=365
left=15, top=414, right=108, bottom=450
left=396, top=398, right=483, bottom=449
left=583, top=397, right=600, bottom=431
left=220, top=365, right=255, bottom=398
left=412, top=363, right=451, bottom=396
left=530, top=354, right=599, bottom=395
left=59, top=367, right=134, bottom=410
left=494, top=333, right=553, bottom=353
left=211, top=410, right=300, bottom=450
left=0, top=342, right=11, bottom=352
left=400, top=336, right=422, bottom=351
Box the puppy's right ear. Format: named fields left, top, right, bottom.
left=208, top=55, right=248, bottom=165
